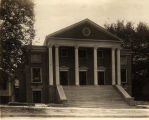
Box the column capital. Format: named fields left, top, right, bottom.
left=94, top=46, right=98, bottom=50
left=48, top=45, right=53, bottom=48
left=112, top=47, right=116, bottom=50
left=55, top=45, right=59, bottom=48
left=75, top=45, right=79, bottom=49
left=117, top=48, right=121, bottom=50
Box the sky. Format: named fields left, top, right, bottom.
left=33, top=0, right=149, bottom=45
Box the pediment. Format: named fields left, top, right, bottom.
left=47, top=19, right=121, bottom=41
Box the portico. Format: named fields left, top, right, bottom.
left=45, top=19, right=123, bottom=86
left=48, top=42, right=121, bottom=86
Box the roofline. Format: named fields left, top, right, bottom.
left=47, top=37, right=122, bottom=43
left=47, top=19, right=89, bottom=38
left=45, top=18, right=123, bottom=42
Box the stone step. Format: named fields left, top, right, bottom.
left=63, top=85, right=129, bottom=108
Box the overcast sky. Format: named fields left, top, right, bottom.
left=33, top=0, right=149, bottom=45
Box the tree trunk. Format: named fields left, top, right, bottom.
left=9, top=77, right=15, bottom=102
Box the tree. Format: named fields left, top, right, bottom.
left=104, top=20, right=149, bottom=100
left=0, top=0, right=35, bottom=101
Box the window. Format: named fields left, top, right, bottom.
left=79, top=49, right=86, bottom=58
left=31, top=67, right=42, bottom=83
left=31, top=54, right=41, bottom=63
left=61, top=48, right=68, bottom=57
left=32, top=91, right=41, bottom=103
left=121, top=56, right=127, bottom=65
left=14, top=78, right=19, bottom=88
left=121, top=69, right=127, bottom=83
left=97, top=50, right=103, bottom=58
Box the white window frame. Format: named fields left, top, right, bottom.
left=31, top=67, right=42, bottom=83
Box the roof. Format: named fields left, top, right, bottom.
left=44, top=19, right=122, bottom=45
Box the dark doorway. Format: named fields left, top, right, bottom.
left=121, top=69, right=127, bottom=83
left=98, top=71, right=105, bottom=85
left=60, top=71, right=68, bottom=85
left=79, top=71, right=87, bottom=85
left=33, top=91, right=41, bottom=103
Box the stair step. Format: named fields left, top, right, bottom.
left=63, top=85, right=129, bottom=108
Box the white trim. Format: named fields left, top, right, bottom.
left=46, top=19, right=122, bottom=42
left=49, top=47, right=53, bottom=85
left=97, top=69, right=105, bottom=72
left=117, top=49, right=121, bottom=85
left=97, top=66, right=105, bottom=71
left=60, top=65, right=69, bottom=71
left=55, top=46, right=60, bottom=85
left=79, top=69, right=88, bottom=71
left=79, top=66, right=88, bottom=71
left=31, top=67, right=42, bottom=83
left=47, top=39, right=122, bottom=49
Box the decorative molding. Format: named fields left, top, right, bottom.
left=82, top=27, right=91, bottom=37
left=60, top=66, right=69, bottom=71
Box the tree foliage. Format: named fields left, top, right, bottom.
left=0, top=0, right=35, bottom=91
left=104, top=20, right=149, bottom=100
left=0, top=0, right=35, bottom=77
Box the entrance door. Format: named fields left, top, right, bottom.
left=60, top=71, right=68, bottom=85
left=79, top=71, right=87, bottom=85
left=98, top=71, right=105, bottom=85
left=33, top=91, right=41, bottom=103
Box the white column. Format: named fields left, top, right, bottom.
left=117, top=48, right=121, bottom=85
left=94, top=47, right=98, bottom=85
left=55, top=46, right=60, bottom=85
left=112, top=48, right=116, bottom=85
left=75, top=46, right=79, bottom=85
left=49, top=47, right=53, bottom=85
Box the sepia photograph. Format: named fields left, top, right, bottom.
left=0, top=0, right=149, bottom=119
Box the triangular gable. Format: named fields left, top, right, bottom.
left=47, top=19, right=122, bottom=41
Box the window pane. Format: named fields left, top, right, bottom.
left=32, top=68, right=41, bottom=82
left=61, top=48, right=68, bottom=57
left=33, top=91, right=41, bottom=103
left=79, top=49, right=86, bottom=58
left=97, top=50, right=103, bottom=58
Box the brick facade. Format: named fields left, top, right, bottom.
left=0, top=19, right=133, bottom=103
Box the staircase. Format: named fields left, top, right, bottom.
left=63, top=85, right=132, bottom=108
